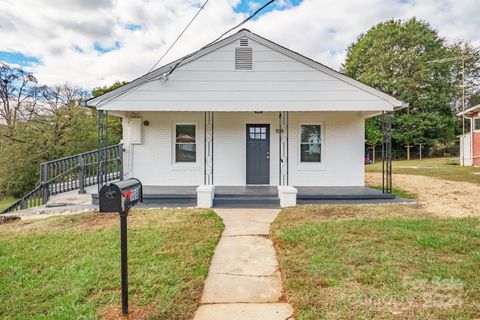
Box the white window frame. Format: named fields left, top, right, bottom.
left=473, top=116, right=480, bottom=132
left=297, top=122, right=326, bottom=171
left=172, top=122, right=199, bottom=170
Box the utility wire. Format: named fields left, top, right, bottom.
left=147, top=0, right=209, bottom=74
left=93, top=0, right=276, bottom=107
left=164, top=0, right=276, bottom=78
left=208, top=0, right=276, bottom=47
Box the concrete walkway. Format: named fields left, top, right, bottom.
left=193, top=208, right=294, bottom=320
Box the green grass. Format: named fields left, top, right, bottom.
left=0, top=209, right=224, bottom=319
left=366, top=157, right=480, bottom=184
left=272, top=205, right=480, bottom=319
left=369, top=185, right=417, bottom=199
left=0, top=197, right=16, bottom=212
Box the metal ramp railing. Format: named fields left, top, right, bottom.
left=1, top=144, right=123, bottom=214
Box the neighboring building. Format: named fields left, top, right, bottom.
left=87, top=29, right=403, bottom=207
left=458, top=104, right=480, bottom=166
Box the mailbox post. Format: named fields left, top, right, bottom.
left=120, top=209, right=128, bottom=315
left=99, top=178, right=143, bottom=316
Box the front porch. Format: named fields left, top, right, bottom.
left=93, top=185, right=397, bottom=208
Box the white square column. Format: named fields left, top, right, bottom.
left=197, top=185, right=215, bottom=208
left=278, top=186, right=297, bottom=207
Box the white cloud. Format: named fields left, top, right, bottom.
left=0, top=0, right=478, bottom=88
left=248, top=1, right=261, bottom=11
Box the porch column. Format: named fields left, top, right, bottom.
left=279, top=111, right=289, bottom=185
left=381, top=111, right=393, bottom=194
left=97, top=110, right=108, bottom=191
left=204, top=111, right=214, bottom=185
left=278, top=111, right=296, bottom=207
left=198, top=111, right=215, bottom=208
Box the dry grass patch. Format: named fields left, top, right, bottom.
left=272, top=205, right=480, bottom=319
left=366, top=157, right=480, bottom=185
left=0, top=208, right=224, bottom=319
left=367, top=173, right=480, bottom=218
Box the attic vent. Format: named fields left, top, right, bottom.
left=239, top=38, right=248, bottom=46
left=235, top=47, right=253, bottom=70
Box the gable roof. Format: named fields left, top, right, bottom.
left=87, top=29, right=404, bottom=111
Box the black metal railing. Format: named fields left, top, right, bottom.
left=1, top=144, right=123, bottom=214
left=1, top=185, right=47, bottom=213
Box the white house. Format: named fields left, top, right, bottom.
left=458, top=104, right=480, bottom=166
left=87, top=29, right=403, bottom=207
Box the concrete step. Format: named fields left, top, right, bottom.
left=213, top=196, right=280, bottom=208
left=193, top=303, right=294, bottom=320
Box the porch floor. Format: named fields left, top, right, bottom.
left=140, top=185, right=393, bottom=199
left=93, top=185, right=402, bottom=208
left=296, top=186, right=395, bottom=200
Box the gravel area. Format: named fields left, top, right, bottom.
left=367, top=172, right=480, bottom=217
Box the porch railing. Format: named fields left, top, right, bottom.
left=1, top=144, right=123, bottom=214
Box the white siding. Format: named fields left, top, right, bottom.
left=214, top=112, right=280, bottom=186
left=122, top=111, right=364, bottom=187
left=103, top=38, right=393, bottom=112
left=460, top=133, right=472, bottom=166
left=288, top=112, right=364, bottom=186
left=123, top=112, right=205, bottom=186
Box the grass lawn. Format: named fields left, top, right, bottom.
left=365, top=157, right=480, bottom=185
left=0, top=209, right=224, bottom=320
left=272, top=205, right=480, bottom=319
left=369, top=186, right=417, bottom=199
left=0, top=197, right=16, bottom=212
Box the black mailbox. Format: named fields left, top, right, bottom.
left=99, top=178, right=143, bottom=214
left=98, top=178, right=142, bottom=316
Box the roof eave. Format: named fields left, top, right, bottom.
left=457, top=104, right=480, bottom=117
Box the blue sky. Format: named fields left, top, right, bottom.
left=0, top=0, right=478, bottom=87
left=234, top=0, right=302, bottom=14
left=1, top=1, right=304, bottom=68
left=0, top=51, right=40, bottom=67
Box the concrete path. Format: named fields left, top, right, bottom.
left=193, top=208, right=294, bottom=320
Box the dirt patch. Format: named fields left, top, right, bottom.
left=0, top=216, right=21, bottom=224
left=366, top=173, right=480, bottom=217
left=0, top=208, right=204, bottom=236
left=56, top=212, right=118, bottom=231
left=0, top=212, right=118, bottom=235
left=102, top=306, right=154, bottom=320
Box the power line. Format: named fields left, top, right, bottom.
left=208, top=0, right=276, bottom=47
left=164, top=0, right=276, bottom=78
left=147, top=0, right=209, bottom=74
left=92, top=0, right=277, bottom=107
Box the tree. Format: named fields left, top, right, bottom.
left=0, top=63, right=45, bottom=131
left=91, top=81, right=127, bottom=143
left=0, top=64, right=127, bottom=198
left=0, top=84, right=100, bottom=197
left=92, top=81, right=128, bottom=97
left=342, top=18, right=480, bottom=149
left=468, top=90, right=480, bottom=107
left=448, top=42, right=480, bottom=113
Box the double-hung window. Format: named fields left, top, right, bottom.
left=474, top=117, right=480, bottom=131
left=175, top=124, right=196, bottom=162
left=300, top=124, right=321, bottom=163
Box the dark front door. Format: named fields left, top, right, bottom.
left=246, top=124, right=270, bottom=184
